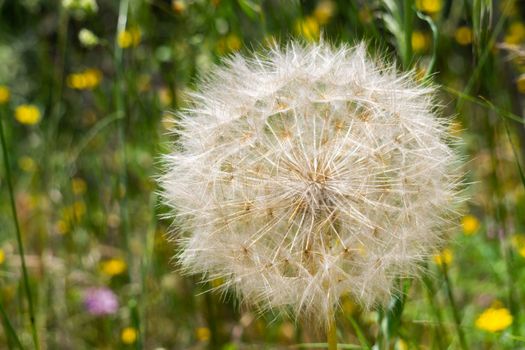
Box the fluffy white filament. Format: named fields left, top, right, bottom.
left=160, top=41, right=462, bottom=325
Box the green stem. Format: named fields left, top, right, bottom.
left=347, top=314, right=371, bottom=350
left=114, top=0, right=131, bottom=274
left=422, top=275, right=446, bottom=349
left=0, top=110, right=39, bottom=349
left=204, top=291, right=219, bottom=350
left=441, top=264, right=468, bottom=350
left=0, top=299, right=25, bottom=349
left=113, top=0, right=138, bottom=345
left=327, top=314, right=337, bottom=350
left=456, top=0, right=509, bottom=111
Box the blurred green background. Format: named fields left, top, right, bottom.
left=1, top=0, right=525, bottom=349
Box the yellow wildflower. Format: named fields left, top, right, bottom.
left=475, top=306, right=513, bottom=333
left=56, top=220, right=69, bottom=235
left=415, top=0, right=442, bottom=14
left=412, top=31, right=430, bottom=53
left=196, top=327, right=211, bottom=342
left=455, top=26, right=473, bottom=46
left=395, top=339, right=408, bottom=350
left=118, top=27, right=141, bottom=48
left=226, top=34, right=241, bottom=51
left=0, top=249, right=4, bottom=265
left=433, top=248, right=453, bottom=266
left=64, top=201, right=86, bottom=222
left=0, top=85, right=10, bottom=104
left=15, top=105, right=41, bottom=125
left=18, top=156, right=37, bottom=172
left=67, top=73, right=85, bottom=89
left=67, top=68, right=102, bottom=90
left=118, top=31, right=133, bottom=48
left=121, top=327, right=138, bottom=344
left=83, top=69, right=102, bottom=88
left=158, top=87, right=173, bottom=107
left=358, top=7, right=372, bottom=24
left=517, top=74, right=525, bottom=94
left=461, top=215, right=480, bottom=235
left=216, top=34, right=242, bottom=54
left=72, top=177, right=87, bottom=195
left=73, top=201, right=86, bottom=219
left=172, top=0, right=186, bottom=13
left=504, top=22, right=525, bottom=45
left=511, top=235, right=525, bottom=257
left=279, top=321, right=294, bottom=341
left=314, top=1, right=336, bottom=25
left=295, top=16, right=320, bottom=41
left=101, top=258, right=127, bottom=276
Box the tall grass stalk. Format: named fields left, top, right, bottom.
left=379, top=281, right=409, bottom=350
left=416, top=11, right=438, bottom=79
left=113, top=0, right=139, bottom=342
left=0, top=110, right=39, bottom=349
left=457, top=0, right=507, bottom=110
left=441, top=264, right=468, bottom=350
left=502, top=120, right=524, bottom=336
left=0, top=300, right=25, bottom=349
left=114, top=0, right=131, bottom=253
left=139, top=193, right=159, bottom=346
left=346, top=315, right=371, bottom=350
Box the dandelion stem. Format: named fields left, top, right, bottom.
left=0, top=110, right=39, bottom=349
left=204, top=290, right=219, bottom=350
left=441, top=263, right=468, bottom=350
left=327, top=315, right=337, bottom=350
left=422, top=275, right=446, bottom=349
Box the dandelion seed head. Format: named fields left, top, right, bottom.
left=160, top=41, right=463, bottom=326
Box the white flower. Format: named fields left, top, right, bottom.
left=160, top=41, right=463, bottom=326
left=78, top=29, right=99, bottom=48
left=62, top=0, right=98, bottom=18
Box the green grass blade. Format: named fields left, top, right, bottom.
left=457, top=0, right=507, bottom=111
left=347, top=315, right=371, bottom=350
left=441, top=264, right=468, bottom=350
left=0, top=110, right=39, bottom=350
left=0, top=300, right=25, bottom=349
left=443, top=86, right=525, bottom=124
left=416, top=10, right=438, bottom=78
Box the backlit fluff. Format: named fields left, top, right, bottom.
left=160, top=41, right=462, bottom=326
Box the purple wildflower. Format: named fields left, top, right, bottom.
left=83, top=287, right=119, bottom=316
